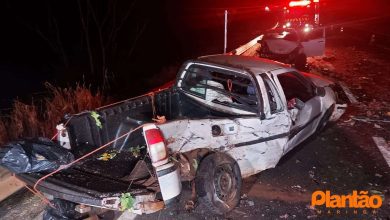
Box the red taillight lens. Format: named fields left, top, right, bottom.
left=144, top=125, right=168, bottom=167
left=145, top=129, right=164, bottom=145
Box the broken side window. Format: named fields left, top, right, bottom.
left=277, top=71, right=315, bottom=102
left=262, top=74, right=283, bottom=114
left=180, top=64, right=259, bottom=115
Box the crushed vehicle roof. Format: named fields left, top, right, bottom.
left=197, top=54, right=288, bottom=75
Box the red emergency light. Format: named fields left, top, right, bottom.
left=289, top=0, right=311, bottom=7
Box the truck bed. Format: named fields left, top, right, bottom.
left=17, top=150, right=153, bottom=207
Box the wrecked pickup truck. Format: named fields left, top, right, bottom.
left=9, top=55, right=347, bottom=218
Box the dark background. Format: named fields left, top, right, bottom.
left=0, top=0, right=388, bottom=108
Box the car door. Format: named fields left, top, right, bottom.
left=225, top=73, right=291, bottom=177
left=165, top=63, right=292, bottom=177
left=301, top=27, right=325, bottom=57
left=272, top=70, right=322, bottom=153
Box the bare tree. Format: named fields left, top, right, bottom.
left=77, top=0, right=147, bottom=90
left=7, top=0, right=147, bottom=90
left=6, top=0, right=69, bottom=69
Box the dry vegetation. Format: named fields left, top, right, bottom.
left=0, top=83, right=107, bottom=145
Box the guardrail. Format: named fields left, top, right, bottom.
left=231, top=35, right=263, bottom=55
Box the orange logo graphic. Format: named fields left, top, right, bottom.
left=311, top=190, right=383, bottom=209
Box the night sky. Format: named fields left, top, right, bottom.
left=0, top=0, right=388, bottom=108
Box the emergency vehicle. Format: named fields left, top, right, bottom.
left=259, top=0, right=325, bottom=69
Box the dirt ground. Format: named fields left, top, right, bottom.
left=1, top=33, right=390, bottom=220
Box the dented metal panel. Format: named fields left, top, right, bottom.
left=158, top=114, right=291, bottom=178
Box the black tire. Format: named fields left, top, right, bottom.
left=294, top=53, right=307, bottom=70
left=316, top=105, right=334, bottom=134
left=195, top=153, right=242, bottom=215
left=43, top=199, right=86, bottom=220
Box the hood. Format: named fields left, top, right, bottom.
left=265, top=39, right=299, bottom=55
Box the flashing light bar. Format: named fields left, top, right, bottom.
left=289, top=0, right=311, bottom=7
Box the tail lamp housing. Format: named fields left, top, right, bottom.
left=143, top=124, right=168, bottom=167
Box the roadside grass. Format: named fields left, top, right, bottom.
left=0, top=83, right=107, bottom=145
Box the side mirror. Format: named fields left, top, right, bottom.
left=287, top=98, right=305, bottom=110
left=315, top=87, right=326, bottom=97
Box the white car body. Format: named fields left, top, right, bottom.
left=156, top=55, right=345, bottom=178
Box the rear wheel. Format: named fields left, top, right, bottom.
left=195, top=153, right=242, bottom=215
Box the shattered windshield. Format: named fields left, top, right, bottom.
left=179, top=64, right=259, bottom=114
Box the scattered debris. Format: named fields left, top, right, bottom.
left=306, top=205, right=316, bottom=211
left=120, top=193, right=135, bottom=211
left=152, top=115, right=167, bottom=124
left=240, top=197, right=255, bottom=207
left=129, top=145, right=145, bottom=158
left=247, top=200, right=255, bottom=207
left=291, top=185, right=302, bottom=189
left=279, top=213, right=289, bottom=219
left=370, top=190, right=385, bottom=201
left=233, top=209, right=247, bottom=215
left=308, top=170, right=315, bottom=179
left=97, top=151, right=117, bottom=161
left=375, top=173, right=383, bottom=178
left=90, top=111, right=103, bottom=129
left=185, top=200, right=195, bottom=212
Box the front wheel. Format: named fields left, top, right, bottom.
left=195, top=153, right=242, bottom=215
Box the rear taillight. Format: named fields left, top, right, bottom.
left=143, top=124, right=168, bottom=167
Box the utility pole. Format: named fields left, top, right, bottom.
left=224, top=10, right=228, bottom=54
